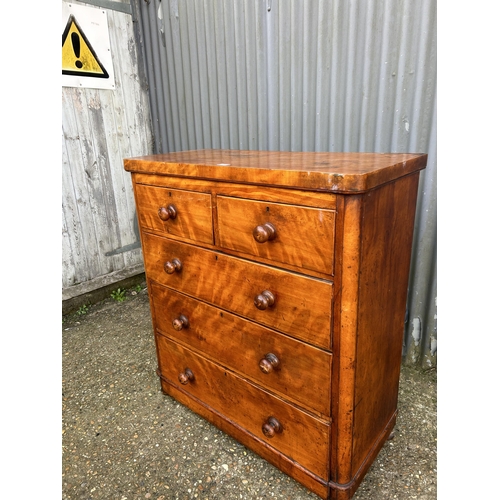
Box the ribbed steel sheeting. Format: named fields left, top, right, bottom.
left=132, top=0, right=437, bottom=367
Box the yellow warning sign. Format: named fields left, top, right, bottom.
left=62, top=15, right=109, bottom=79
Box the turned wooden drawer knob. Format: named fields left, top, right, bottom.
left=254, top=290, right=275, bottom=310
left=172, top=314, right=189, bottom=331
left=253, top=222, right=277, bottom=243
left=164, top=258, right=182, bottom=274
left=158, top=204, right=177, bottom=221
left=262, top=417, right=282, bottom=438
left=178, top=368, right=194, bottom=385
left=259, top=353, right=280, bottom=374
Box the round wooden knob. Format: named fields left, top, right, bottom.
left=164, top=258, right=182, bottom=274
left=254, top=290, right=275, bottom=310
left=178, top=368, right=194, bottom=385
left=172, top=314, right=189, bottom=331
left=259, top=353, right=280, bottom=374
left=253, top=222, right=277, bottom=243
left=262, top=417, right=282, bottom=438
left=158, top=204, right=177, bottom=221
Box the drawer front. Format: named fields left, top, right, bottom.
left=150, top=282, right=332, bottom=415
left=217, top=196, right=335, bottom=274
left=134, top=184, right=213, bottom=244
left=156, top=335, right=330, bottom=479
left=143, top=233, right=333, bottom=349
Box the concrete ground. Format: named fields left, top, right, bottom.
left=62, top=279, right=437, bottom=500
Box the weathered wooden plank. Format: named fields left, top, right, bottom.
left=62, top=132, right=78, bottom=286
left=105, top=10, right=151, bottom=270
left=62, top=88, right=103, bottom=286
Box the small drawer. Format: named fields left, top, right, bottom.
left=217, top=196, right=335, bottom=274
left=142, top=233, right=333, bottom=349
left=156, top=335, right=331, bottom=480
left=150, top=283, right=332, bottom=416
left=134, top=184, right=213, bottom=244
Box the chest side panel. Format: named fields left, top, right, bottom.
left=351, top=173, right=421, bottom=476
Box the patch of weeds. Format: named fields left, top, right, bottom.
left=76, top=304, right=90, bottom=315
left=133, top=284, right=143, bottom=292
left=111, top=288, right=127, bottom=302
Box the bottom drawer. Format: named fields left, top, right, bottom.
left=156, top=334, right=331, bottom=480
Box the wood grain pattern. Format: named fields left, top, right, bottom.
left=217, top=196, right=335, bottom=274
left=127, top=150, right=427, bottom=500
left=156, top=334, right=331, bottom=479
left=133, top=173, right=338, bottom=209
left=134, top=184, right=213, bottom=243
left=335, top=195, right=363, bottom=486
left=351, top=173, right=420, bottom=474
left=142, top=233, right=333, bottom=349
left=150, top=282, right=332, bottom=415
left=125, top=149, right=427, bottom=193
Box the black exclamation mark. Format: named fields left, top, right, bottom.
left=71, top=32, right=83, bottom=69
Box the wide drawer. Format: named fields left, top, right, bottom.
left=134, top=183, right=213, bottom=244
left=217, top=196, right=335, bottom=274
left=156, top=335, right=331, bottom=479
left=142, top=233, right=333, bottom=349
left=150, top=282, right=332, bottom=416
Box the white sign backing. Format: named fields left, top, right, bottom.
left=62, top=2, right=115, bottom=90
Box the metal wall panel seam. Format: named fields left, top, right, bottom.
left=328, top=0, right=348, bottom=152
left=183, top=0, right=202, bottom=149
left=196, top=2, right=213, bottom=148
left=243, top=0, right=257, bottom=150
left=277, top=0, right=290, bottom=150
left=265, top=0, right=278, bottom=150
left=357, top=0, right=378, bottom=152
left=154, top=0, right=171, bottom=152
left=139, top=0, right=165, bottom=151
left=233, top=1, right=249, bottom=149
left=313, top=0, right=331, bottom=152
left=255, top=0, right=268, bottom=150
left=216, top=0, right=228, bottom=149
left=169, top=0, right=186, bottom=150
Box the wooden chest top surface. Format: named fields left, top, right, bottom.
left=124, top=149, right=427, bottom=193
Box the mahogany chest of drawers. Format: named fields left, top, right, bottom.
left=124, top=149, right=427, bottom=499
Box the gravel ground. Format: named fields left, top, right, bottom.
left=62, top=281, right=437, bottom=500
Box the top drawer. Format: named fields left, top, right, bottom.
left=217, top=196, right=335, bottom=275
left=134, top=184, right=213, bottom=244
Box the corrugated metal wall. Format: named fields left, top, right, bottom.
left=62, top=0, right=153, bottom=301
left=133, top=0, right=437, bottom=367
